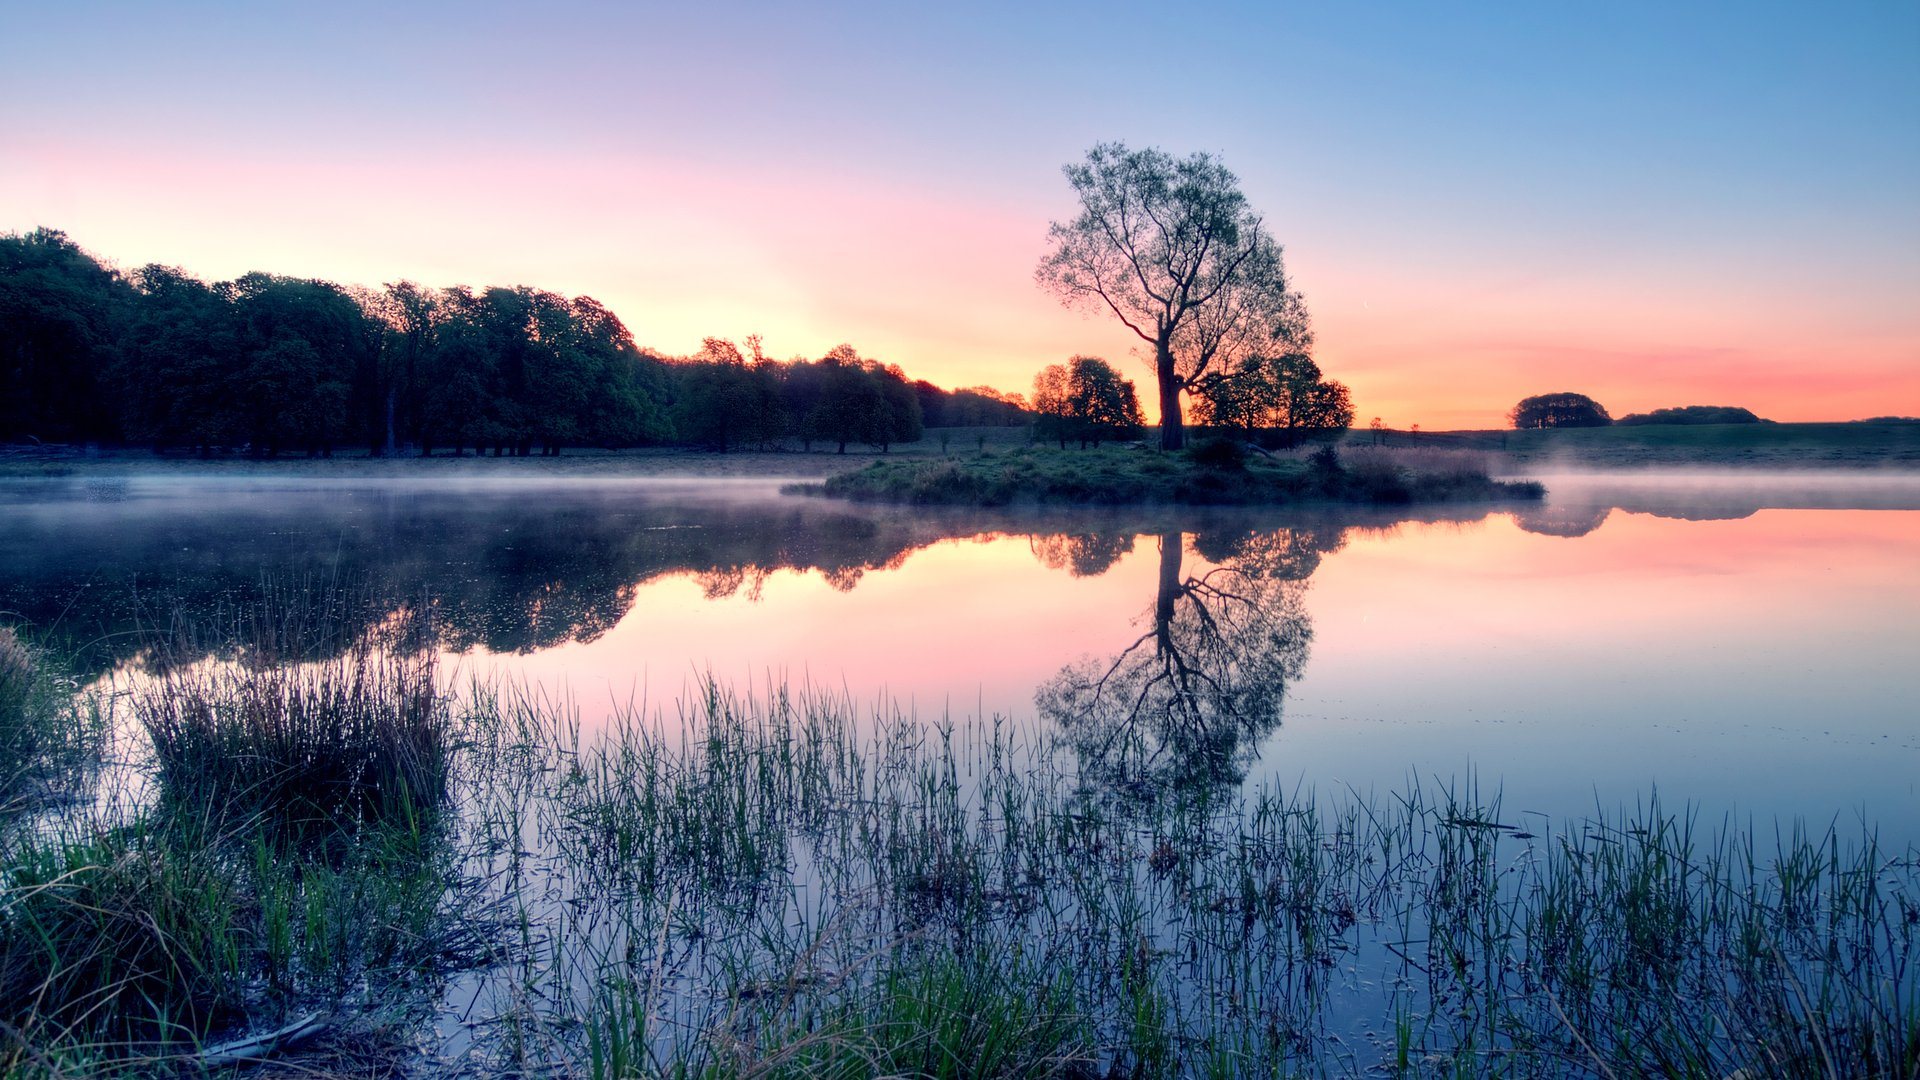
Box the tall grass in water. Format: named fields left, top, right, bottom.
left=135, top=647, right=451, bottom=834
left=1, top=632, right=1914, bottom=1075
left=0, top=604, right=471, bottom=1074
left=453, top=686, right=1918, bottom=1080
left=0, top=628, right=39, bottom=794
left=0, top=626, right=98, bottom=811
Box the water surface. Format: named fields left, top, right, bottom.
left=2, top=470, right=1914, bottom=835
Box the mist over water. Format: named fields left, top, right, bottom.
left=3, top=469, right=1915, bottom=839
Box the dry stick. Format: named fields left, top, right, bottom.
left=1768, top=939, right=1839, bottom=1080
left=1542, top=981, right=1620, bottom=1080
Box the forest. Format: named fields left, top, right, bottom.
left=0, top=229, right=1027, bottom=456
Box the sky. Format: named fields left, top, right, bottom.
left=3, top=1, right=1916, bottom=427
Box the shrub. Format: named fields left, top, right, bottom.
left=1340, top=448, right=1410, bottom=503
left=1186, top=437, right=1246, bottom=471
left=1306, top=444, right=1344, bottom=493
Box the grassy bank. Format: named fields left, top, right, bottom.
left=9, top=421, right=1915, bottom=481
left=0, top=626, right=1912, bottom=1076
left=0, top=427, right=1039, bottom=480
left=1370, top=420, right=1920, bottom=469
left=806, top=443, right=1546, bottom=507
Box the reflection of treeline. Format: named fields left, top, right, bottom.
left=0, top=491, right=958, bottom=676
left=0, top=229, right=1025, bottom=455
left=0, top=483, right=1504, bottom=680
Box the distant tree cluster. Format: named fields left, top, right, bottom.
left=0, top=229, right=1024, bottom=455
left=1614, top=405, right=1765, bottom=426
left=1509, top=392, right=1611, bottom=429
left=1031, top=356, right=1145, bottom=448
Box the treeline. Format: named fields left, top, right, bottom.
left=1615, top=405, right=1766, bottom=426
left=0, top=229, right=1026, bottom=455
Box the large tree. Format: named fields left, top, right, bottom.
left=1037, top=142, right=1308, bottom=450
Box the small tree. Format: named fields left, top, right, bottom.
left=1194, top=352, right=1352, bottom=448
left=1032, top=363, right=1074, bottom=449
left=1510, top=392, right=1611, bottom=429
left=1032, top=356, right=1144, bottom=448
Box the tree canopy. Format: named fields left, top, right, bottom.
left=1032, top=355, right=1145, bottom=448
left=0, top=230, right=1012, bottom=455
left=1615, top=405, right=1765, bottom=426
left=1509, top=392, right=1612, bottom=429
left=1192, top=351, right=1353, bottom=447
left=1037, top=142, right=1309, bottom=451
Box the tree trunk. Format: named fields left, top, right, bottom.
left=381, top=388, right=397, bottom=458
left=1155, top=337, right=1184, bottom=451
left=1155, top=530, right=1182, bottom=644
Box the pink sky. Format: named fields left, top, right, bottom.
left=5, top=4, right=1915, bottom=428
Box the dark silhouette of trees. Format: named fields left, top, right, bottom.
left=672, top=337, right=785, bottom=450
left=800, top=345, right=922, bottom=453
left=1032, top=355, right=1145, bottom=448
left=1194, top=352, right=1353, bottom=448
left=1037, top=142, right=1308, bottom=452
left=1615, top=405, right=1765, bottom=426
left=0, top=229, right=127, bottom=443
left=0, top=230, right=1001, bottom=455
left=911, top=381, right=1028, bottom=428
left=1510, top=392, right=1611, bottom=429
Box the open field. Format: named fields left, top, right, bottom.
left=7, top=422, right=1918, bottom=481
left=1363, top=421, right=1920, bottom=469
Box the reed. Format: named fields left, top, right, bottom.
left=135, top=647, right=452, bottom=835
left=1, top=651, right=1912, bottom=1076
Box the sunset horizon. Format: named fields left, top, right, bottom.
left=2, top=7, right=1916, bottom=1074
left=6, top=4, right=1915, bottom=428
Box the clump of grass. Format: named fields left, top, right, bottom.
left=136, top=647, right=452, bottom=835
left=0, top=806, right=468, bottom=1072
left=0, top=816, right=251, bottom=1058
left=705, top=952, right=1095, bottom=1080
left=0, top=627, right=98, bottom=808
left=0, top=628, right=38, bottom=776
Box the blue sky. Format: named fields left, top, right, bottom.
left=4, top=1, right=1915, bottom=422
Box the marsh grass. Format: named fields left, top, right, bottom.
left=450, top=685, right=1918, bottom=1079
left=0, top=627, right=99, bottom=812
left=0, top=601, right=474, bottom=1075
left=0, top=643, right=1912, bottom=1076
left=135, top=647, right=452, bottom=836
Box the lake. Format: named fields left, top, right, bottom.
left=3, top=469, right=1915, bottom=836
left=3, top=468, right=1917, bottom=1071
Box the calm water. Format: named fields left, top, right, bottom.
left=2, top=470, right=1915, bottom=837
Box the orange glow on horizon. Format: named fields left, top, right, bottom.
left=8, top=135, right=1915, bottom=428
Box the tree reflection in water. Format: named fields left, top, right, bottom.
left=1037, top=524, right=1340, bottom=798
